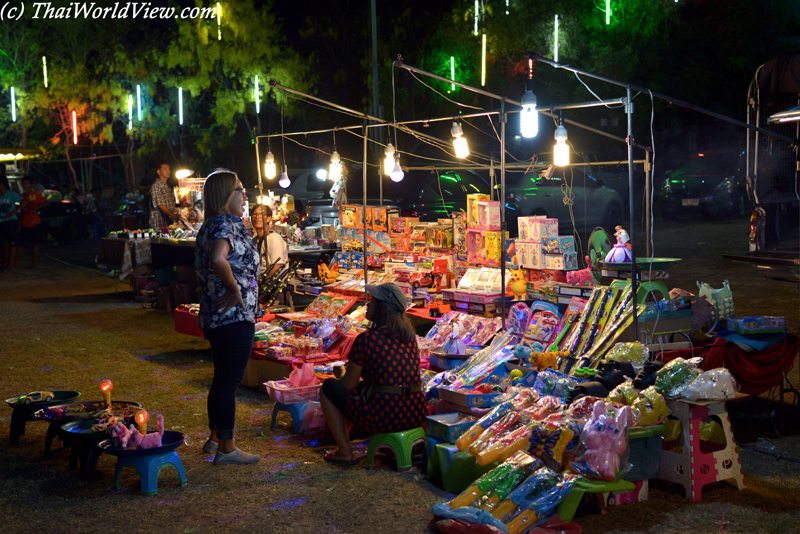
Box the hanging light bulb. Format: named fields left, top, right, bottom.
left=520, top=90, right=538, bottom=138
left=383, top=143, right=396, bottom=176
left=451, top=122, right=470, bottom=159
left=264, top=151, right=276, bottom=179
left=390, top=155, right=404, bottom=183
left=329, top=150, right=342, bottom=181
left=553, top=117, right=569, bottom=166
left=279, top=167, right=291, bottom=188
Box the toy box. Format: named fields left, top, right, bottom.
left=517, top=240, right=544, bottom=269
left=371, top=206, right=400, bottom=232
left=542, top=235, right=575, bottom=254
left=341, top=205, right=365, bottom=229
left=390, top=216, right=419, bottom=237
left=410, top=222, right=435, bottom=241
left=466, top=229, right=486, bottom=265
left=724, top=316, right=786, bottom=334
left=452, top=212, right=468, bottom=261
left=483, top=230, right=508, bottom=267
left=505, top=239, right=519, bottom=267
left=365, top=230, right=391, bottom=254
left=425, top=413, right=478, bottom=443
left=390, top=236, right=412, bottom=252
left=467, top=194, right=490, bottom=228
left=527, top=269, right=568, bottom=283
left=477, top=200, right=501, bottom=230
left=544, top=252, right=578, bottom=270
left=518, top=216, right=558, bottom=241
left=425, top=225, right=454, bottom=250
left=438, top=386, right=499, bottom=408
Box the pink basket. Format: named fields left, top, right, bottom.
left=264, top=380, right=321, bottom=404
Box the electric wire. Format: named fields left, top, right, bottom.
left=408, top=71, right=484, bottom=111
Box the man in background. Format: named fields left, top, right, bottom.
left=149, top=162, right=180, bottom=230
left=0, top=172, right=22, bottom=269
left=11, top=176, right=49, bottom=269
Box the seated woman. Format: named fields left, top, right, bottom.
left=320, top=282, right=426, bottom=464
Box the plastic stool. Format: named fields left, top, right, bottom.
left=92, top=222, right=106, bottom=243
left=113, top=450, right=187, bottom=496
left=367, top=427, right=426, bottom=471
left=659, top=399, right=745, bottom=502
left=270, top=401, right=309, bottom=433
left=610, top=279, right=670, bottom=303
left=557, top=477, right=635, bottom=521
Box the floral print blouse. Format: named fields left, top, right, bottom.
left=195, top=213, right=263, bottom=329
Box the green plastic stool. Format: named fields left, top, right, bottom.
left=556, top=477, right=635, bottom=521
left=610, top=279, right=670, bottom=304
left=366, top=427, right=426, bottom=471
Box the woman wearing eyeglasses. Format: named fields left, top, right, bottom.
left=195, top=169, right=262, bottom=465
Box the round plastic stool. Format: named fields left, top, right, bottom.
left=113, top=450, right=187, bottom=496
left=270, top=401, right=309, bottom=433
left=367, top=427, right=426, bottom=471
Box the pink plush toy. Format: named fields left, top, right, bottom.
left=115, top=415, right=165, bottom=449
left=565, top=256, right=593, bottom=287
left=582, top=400, right=631, bottom=479
left=108, top=422, right=134, bottom=448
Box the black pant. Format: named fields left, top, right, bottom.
left=203, top=321, right=255, bottom=440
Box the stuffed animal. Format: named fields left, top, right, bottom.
left=108, top=422, right=134, bottom=448
left=122, top=415, right=165, bottom=449
left=513, top=344, right=532, bottom=361
left=582, top=401, right=632, bottom=479
left=565, top=256, right=593, bottom=287
left=529, top=351, right=564, bottom=371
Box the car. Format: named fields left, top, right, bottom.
left=409, top=271, right=435, bottom=289
left=654, top=148, right=749, bottom=219
left=21, top=391, right=54, bottom=404
left=504, top=164, right=625, bottom=232
left=390, top=169, right=522, bottom=236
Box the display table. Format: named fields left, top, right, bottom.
left=150, top=237, right=196, bottom=270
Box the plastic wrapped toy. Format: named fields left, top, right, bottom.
left=528, top=415, right=580, bottom=469
left=576, top=400, right=631, bottom=479
left=608, top=379, right=639, bottom=405
left=456, top=400, right=516, bottom=451
left=507, top=302, right=533, bottom=340
left=605, top=341, right=649, bottom=366
left=679, top=368, right=739, bottom=402
left=443, top=324, right=467, bottom=356
left=631, top=386, right=670, bottom=426
left=449, top=450, right=541, bottom=509
left=476, top=422, right=536, bottom=466
left=532, top=370, right=577, bottom=403
left=491, top=466, right=559, bottom=522
left=655, top=357, right=701, bottom=396
left=492, top=468, right=580, bottom=534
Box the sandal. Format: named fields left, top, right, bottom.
left=323, top=451, right=365, bottom=466
left=213, top=448, right=260, bottom=465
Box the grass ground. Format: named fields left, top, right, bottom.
left=0, top=224, right=799, bottom=534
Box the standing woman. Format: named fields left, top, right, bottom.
left=320, top=283, right=426, bottom=464
left=195, top=169, right=262, bottom=465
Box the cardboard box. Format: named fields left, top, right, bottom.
left=371, top=206, right=400, bottom=232
left=544, top=252, right=578, bottom=270
left=390, top=216, right=419, bottom=237
left=452, top=212, right=468, bottom=261
left=341, top=205, right=359, bottom=229
left=426, top=413, right=478, bottom=443
left=425, top=225, right=454, bottom=250
left=466, top=229, right=486, bottom=265
left=467, top=194, right=490, bottom=228
left=518, top=216, right=558, bottom=241
left=542, top=235, right=575, bottom=254
left=484, top=230, right=507, bottom=267
left=477, top=200, right=501, bottom=230
left=517, top=240, right=544, bottom=269
left=438, top=386, right=499, bottom=408
left=527, top=269, right=568, bottom=283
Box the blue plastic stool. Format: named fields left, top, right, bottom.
left=367, top=427, right=426, bottom=471
left=92, top=222, right=106, bottom=243
left=270, top=401, right=309, bottom=433
left=113, top=449, right=187, bottom=496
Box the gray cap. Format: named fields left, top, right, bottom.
left=365, top=283, right=407, bottom=313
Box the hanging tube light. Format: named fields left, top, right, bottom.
left=520, top=57, right=538, bottom=138
left=451, top=122, right=469, bottom=159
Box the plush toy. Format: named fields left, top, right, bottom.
left=582, top=401, right=632, bottom=479
left=121, top=415, right=165, bottom=449
left=513, top=344, right=532, bottom=361
left=565, top=256, right=593, bottom=287
left=108, top=422, right=134, bottom=448
left=528, top=351, right=564, bottom=371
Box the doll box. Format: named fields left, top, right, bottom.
left=466, top=194, right=490, bottom=228
left=466, top=229, right=486, bottom=265
left=516, top=240, right=545, bottom=269
left=542, top=235, right=575, bottom=254
left=723, top=316, right=786, bottom=334
left=425, top=413, right=477, bottom=443
left=483, top=230, right=508, bottom=267
left=518, top=216, right=558, bottom=241
left=429, top=354, right=468, bottom=372
left=425, top=225, right=454, bottom=249
left=544, top=252, right=578, bottom=271
left=476, top=200, right=502, bottom=231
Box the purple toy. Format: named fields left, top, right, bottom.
left=582, top=400, right=631, bottom=479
